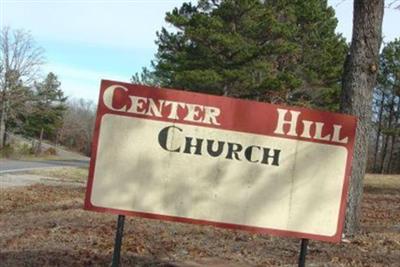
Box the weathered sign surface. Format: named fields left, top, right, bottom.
left=84, top=80, right=357, bottom=242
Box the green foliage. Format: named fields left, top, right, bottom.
left=21, top=72, right=67, bottom=140
left=135, top=0, right=347, bottom=110
left=131, top=67, right=160, bottom=87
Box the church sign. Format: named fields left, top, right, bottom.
left=84, top=80, right=356, bottom=243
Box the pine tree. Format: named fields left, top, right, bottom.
left=22, top=72, right=67, bottom=141
left=134, top=0, right=347, bottom=110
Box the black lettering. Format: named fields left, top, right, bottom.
left=244, top=145, right=260, bottom=163
left=158, top=126, right=182, bottom=152
left=261, top=148, right=281, bottom=166
left=183, top=137, right=203, bottom=155
left=206, top=140, right=225, bottom=157
left=159, top=125, right=281, bottom=167
left=226, top=142, right=242, bottom=160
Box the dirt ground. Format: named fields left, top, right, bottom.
left=0, top=171, right=399, bottom=267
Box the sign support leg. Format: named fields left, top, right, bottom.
left=111, top=215, right=125, bottom=267
left=298, top=238, right=309, bottom=267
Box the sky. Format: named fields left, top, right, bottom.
left=1, top=0, right=399, bottom=103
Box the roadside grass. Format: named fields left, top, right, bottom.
left=25, top=167, right=88, bottom=183
left=0, top=151, right=85, bottom=161
left=1, top=149, right=65, bottom=161
left=2, top=154, right=65, bottom=161
left=364, top=173, right=399, bottom=190
left=0, top=141, right=87, bottom=161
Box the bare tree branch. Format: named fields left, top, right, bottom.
left=0, top=26, right=45, bottom=148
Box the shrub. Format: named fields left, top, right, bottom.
left=17, top=143, right=34, bottom=156
left=43, top=147, right=57, bottom=156
left=0, top=145, right=15, bottom=158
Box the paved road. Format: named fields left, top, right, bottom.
left=0, top=159, right=90, bottom=174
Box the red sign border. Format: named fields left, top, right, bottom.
left=84, top=80, right=356, bottom=243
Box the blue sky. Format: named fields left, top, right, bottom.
left=1, top=0, right=399, bottom=102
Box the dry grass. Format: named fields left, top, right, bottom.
left=0, top=173, right=399, bottom=266
left=26, top=167, right=88, bottom=183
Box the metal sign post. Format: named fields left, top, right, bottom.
left=298, top=238, right=309, bottom=267
left=109, top=219, right=310, bottom=266
left=111, top=215, right=126, bottom=267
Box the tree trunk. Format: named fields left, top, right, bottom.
left=340, top=0, right=384, bottom=236
left=373, top=89, right=386, bottom=172
left=387, top=98, right=400, bottom=173
left=379, top=133, right=389, bottom=173
left=36, top=127, right=44, bottom=156
left=386, top=135, right=396, bottom=173
left=0, top=90, right=7, bottom=149
left=380, top=93, right=396, bottom=173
